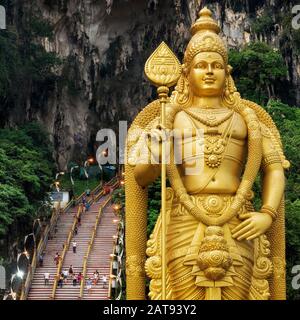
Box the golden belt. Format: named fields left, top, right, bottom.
left=171, top=193, right=252, bottom=219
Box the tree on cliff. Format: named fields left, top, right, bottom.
left=0, top=123, right=55, bottom=240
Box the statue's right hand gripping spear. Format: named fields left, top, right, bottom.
left=144, top=42, right=182, bottom=300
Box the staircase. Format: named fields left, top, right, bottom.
left=27, top=181, right=118, bottom=300
left=54, top=197, right=109, bottom=300
left=27, top=205, right=79, bottom=300
left=82, top=204, right=118, bottom=300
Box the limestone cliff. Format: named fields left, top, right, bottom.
left=1, top=0, right=299, bottom=169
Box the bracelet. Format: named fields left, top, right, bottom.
left=261, top=152, right=281, bottom=170
left=260, top=204, right=278, bottom=220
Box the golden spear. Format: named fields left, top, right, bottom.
left=144, top=42, right=182, bottom=299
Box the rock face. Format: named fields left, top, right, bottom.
left=2, top=0, right=300, bottom=169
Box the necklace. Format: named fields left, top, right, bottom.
left=204, top=115, right=234, bottom=168
left=184, top=109, right=234, bottom=127
left=188, top=107, right=231, bottom=114
left=186, top=110, right=235, bottom=169
left=204, top=136, right=226, bottom=168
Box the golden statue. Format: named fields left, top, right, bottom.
left=125, top=8, right=289, bottom=300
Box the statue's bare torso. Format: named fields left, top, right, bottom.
left=174, top=107, right=248, bottom=194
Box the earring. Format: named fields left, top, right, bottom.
left=223, top=76, right=235, bottom=106
left=174, top=74, right=192, bottom=107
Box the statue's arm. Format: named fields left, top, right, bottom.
left=232, top=130, right=285, bottom=241
left=134, top=163, right=161, bottom=187
left=133, top=131, right=161, bottom=187
left=261, top=134, right=285, bottom=212
left=133, top=126, right=168, bottom=187
left=133, top=104, right=178, bottom=187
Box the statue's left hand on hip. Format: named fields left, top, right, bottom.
left=231, top=212, right=273, bottom=241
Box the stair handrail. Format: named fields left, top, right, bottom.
left=107, top=182, right=122, bottom=300
left=90, top=183, right=103, bottom=199
left=20, top=202, right=62, bottom=300
left=114, top=220, right=125, bottom=300
left=79, top=196, right=112, bottom=299
left=108, top=234, right=118, bottom=300
left=93, top=176, right=119, bottom=203
left=50, top=204, right=82, bottom=299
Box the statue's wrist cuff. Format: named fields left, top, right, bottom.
left=260, top=204, right=278, bottom=220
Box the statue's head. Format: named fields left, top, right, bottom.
left=173, top=7, right=237, bottom=107
left=187, top=51, right=226, bottom=98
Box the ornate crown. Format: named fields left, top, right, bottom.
left=184, top=7, right=228, bottom=68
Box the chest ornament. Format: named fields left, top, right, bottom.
left=184, top=108, right=235, bottom=169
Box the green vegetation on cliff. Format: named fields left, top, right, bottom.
left=0, top=123, right=55, bottom=237
left=229, top=42, right=288, bottom=105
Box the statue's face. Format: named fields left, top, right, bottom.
left=187, top=52, right=226, bottom=97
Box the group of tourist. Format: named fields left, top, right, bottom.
left=84, top=271, right=108, bottom=294
left=44, top=266, right=108, bottom=294
left=57, top=265, right=83, bottom=288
